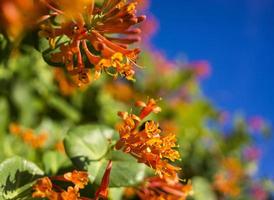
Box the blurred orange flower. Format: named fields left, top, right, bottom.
left=137, top=176, right=192, bottom=200
left=32, top=177, right=55, bottom=198
left=33, top=170, right=88, bottom=200
left=0, top=0, right=44, bottom=40
left=214, top=157, right=245, bottom=197
left=9, top=123, right=48, bottom=149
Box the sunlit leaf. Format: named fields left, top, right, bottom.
left=0, top=156, right=44, bottom=200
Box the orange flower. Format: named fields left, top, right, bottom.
left=39, top=0, right=145, bottom=86
left=9, top=123, right=48, bottom=149
left=123, top=187, right=136, bottom=198
left=0, top=0, right=43, bottom=40
left=55, top=140, right=65, bottom=153
left=32, top=132, right=48, bottom=148
left=137, top=177, right=193, bottom=200
left=64, top=170, right=89, bottom=189
left=53, top=68, right=78, bottom=95
left=116, top=98, right=180, bottom=179
left=104, top=82, right=135, bottom=102
left=33, top=170, right=89, bottom=200
left=9, top=122, right=21, bottom=136
left=214, top=157, right=244, bottom=197
left=32, top=177, right=54, bottom=198
left=60, top=186, right=80, bottom=200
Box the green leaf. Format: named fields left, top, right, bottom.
left=92, top=151, right=146, bottom=187
left=64, top=124, right=110, bottom=162
left=64, top=124, right=146, bottom=187
left=192, top=176, right=217, bottom=200
left=48, top=96, right=81, bottom=122
left=0, top=156, right=44, bottom=200
left=42, top=151, right=70, bottom=175
left=0, top=97, right=9, bottom=132
left=37, top=36, right=67, bottom=67
left=108, top=187, right=124, bottom=200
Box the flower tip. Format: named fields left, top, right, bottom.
left=138, top=15, right=146, bottom=22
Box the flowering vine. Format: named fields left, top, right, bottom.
left=115, top=98, right=181, bottom=180
left=39, top=0, right=146, bottom=86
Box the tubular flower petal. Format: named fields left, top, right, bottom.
left=137, top=177, right=193, bottom=200
left=60, top=186, right=80, bottom=200
left=39, top=0, right=145, bottom=86
left=32, top=177, right=54, bottom=198
left=95, top=160, right=113, bottom=200
left=64, top=170, right=89, bottom=189
left=116, top=98, right=180, bottom=179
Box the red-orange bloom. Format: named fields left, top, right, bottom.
left=9, top=123, right=48, bottom=149
left=95, top=160, right=112, bottom=200
left=137, top=176, right=193, bottom=200
left=116, top=98, right=180, bottom=179
left=39, top=0, right=145, bottom=86
left=9, top=122, right=21, bottom=136
left=60, top=186, right=80, bottom=200
left=32, top=177, right=55, bottom=198
left=63, top=170, right=89, bottom=189
left=0, top=0, right=44, bottom=39
left=33, top=170, right=89, bottom=200
left=214, top=157, right=244, bottom=197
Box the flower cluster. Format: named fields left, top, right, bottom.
left=53, top=68, right=79, bottom=96
left=9, top=123, right=48, bottom=149
left=137, top=176, right=193, bottom=200
left=115, top=98, right=181, bottom=180
left=0, top=0, right=43, bottom=39
left=214, top=157, right=245, bottom=197
left=32, top=170, right=89, bottom=200
left=32, top=161, right=112, bottom=200
left=39, top=0, right=145, bottom=86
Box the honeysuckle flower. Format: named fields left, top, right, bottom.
left=39, top=0, right=145, bottom=86
left=137, top=176, right=193, bottom=200
left=9, top=123, right=48, bottom=149
left=53, top=68, right=79, bottom=95
left=116, top=98, right=180, bottom=179
left=33, top=170, right=89, bottom=200
left=60, top=186, right=80, bottom=200
left=32, top=164, right=112, bottom=200
left=214, top=157, right=244, bottom=197
left=63, top=170, right=89, bottom=189
left=0, top=0, right=44, bottom=40
left=32, top=177, right=55, bottom=198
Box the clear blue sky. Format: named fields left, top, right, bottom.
left=150, top=0, right=274, bottom=178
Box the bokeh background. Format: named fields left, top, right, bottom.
left=150, top=0, right=274, bottom=178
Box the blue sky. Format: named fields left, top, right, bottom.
left=150, top=0, right=274, bottom=177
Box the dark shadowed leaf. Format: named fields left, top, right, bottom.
left=0, top=156, right=44, bottom=200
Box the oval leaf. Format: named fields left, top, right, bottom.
left=64, top=124, right=146, bottom=187
left=0, top=156, right=44, bottom=200
left=64, top=124, right=111, bottom=165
